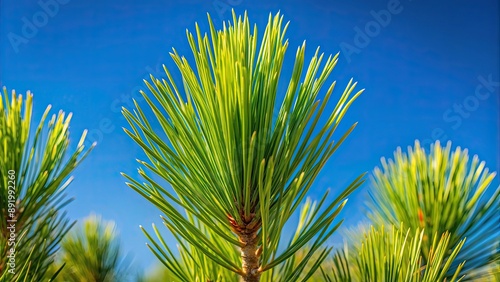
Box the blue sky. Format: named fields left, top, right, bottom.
left=1, top=0, right=499, bottom=274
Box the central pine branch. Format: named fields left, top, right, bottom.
left=239, top=230, right=260, bottom=282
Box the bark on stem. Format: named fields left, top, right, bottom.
left=240, top=231, right=260, bottom=282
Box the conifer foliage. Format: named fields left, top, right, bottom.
left=0, top=88, right=93, bottom=281
left=122, top=11, right=364, bottom=281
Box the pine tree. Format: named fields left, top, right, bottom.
left=324, top=141, right=500, bottom=281
left=0, top=88, right=93, bottom=281
left=122, top=11, right=364, bottom=281
left=53, top=214, right=133, bottom=281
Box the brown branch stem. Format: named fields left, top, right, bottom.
left=239, top=231, right=260, bottom=282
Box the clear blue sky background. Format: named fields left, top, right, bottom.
left=1, top=0, right=499, bottom=275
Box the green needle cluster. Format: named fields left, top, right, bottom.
left=369, top=141, right=499, bottom=279
left=122, top=11, right=363, bottom=281
left=0, top=88, right=93, bottom=281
